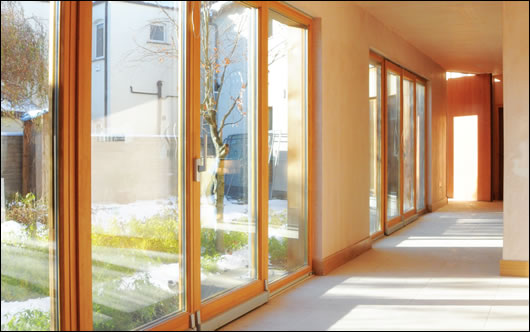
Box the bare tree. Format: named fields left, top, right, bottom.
left=135, top=1, right=249, bottom=253
left=1, top=1, right=48, bottom=115
left=200, top=1, right=248, bottom=251
left=1, top=1, right=52, bottom=203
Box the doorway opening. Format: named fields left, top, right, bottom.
left=453, top=115, right=478, bottom=200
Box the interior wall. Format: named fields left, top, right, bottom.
left=502, top=1, right=529, bottom=262
left=288, top=1, right=448, bottom=261
left=446, top=74, right=492, bottom=201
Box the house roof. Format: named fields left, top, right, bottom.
left=1, top=100, right=49, bottom=122
left=20, top=108, right=48, bottom=121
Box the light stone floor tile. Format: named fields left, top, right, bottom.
left=220, top=201, right=529, bottom=331
left=483, top=305, right=530, bottom=330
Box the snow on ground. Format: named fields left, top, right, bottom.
left=269, top=199, right=287, bottom=212
left=217, top=247, right=251, bottom=272
left=108, top=262, right=181, bottom=294
left=147, top=263, right=181, bottom=292
left=1, top=297, right=50, bottom=326
left=92, top=197, right=287, bottom=229
left=0, top=221, right=26, bottom=242
left=1, top=220, right=49, bottom=246
left=200, top=198, right=249, bottom=229
left=91, top=197, right=295, bottom=240
left=92, top=197, right=178, bottom=231
left=1, top=198, right=290, bottom=325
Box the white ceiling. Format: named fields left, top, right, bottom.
left=354, top=1, right=503, bottom=74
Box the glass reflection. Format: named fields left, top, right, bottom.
left=369, top=61, right=382, bottom=234
left=199, top=1, right=258, bottom=300
left=416, top=83, right=426, bottom=210
left=1, top=1, right=57, bottom=330
left=90, top=2, right=185, bottom=330
left=403, top=78, right=415, bottom=213
left=267, top=11, right=308, bottom=282
left=386, top=70, right=401, bottom=220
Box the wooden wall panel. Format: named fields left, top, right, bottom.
left=446, top=74, right=492, bottom=201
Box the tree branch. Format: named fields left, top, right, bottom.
left=213, top=19, right=245, bottom=112
left=218, top=96, right=240, bottom=135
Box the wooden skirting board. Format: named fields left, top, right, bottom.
left=428, top=197, right=448, bottom=212
left=500, top=260, right=529, bottom=277
left=312, top=237, right=372, bottom=276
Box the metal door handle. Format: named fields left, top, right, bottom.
left=194, top=157, right=205, bottom=182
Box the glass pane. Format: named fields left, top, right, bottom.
left=199, top=1, right=257, bottom=301
left=1, top=1, right=58, bottom=330
left=90, top=2, right=185, bottom=330
left=369, top=61, right=382, bottom=235
left=403, top=78, right=415, bottom=213
left=416, top=83, right=426, bottom=210
left=386, top=70, right=401, bottom=220
left=267, top=11, right=308, bottom=282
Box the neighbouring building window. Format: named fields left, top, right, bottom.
left=149, top=23, right=165, bottom=42
left=95, top=22, right=104, bottom=58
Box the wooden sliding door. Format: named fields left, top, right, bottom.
left=64, top=1, right=313, bottom=330
left=384, top=61, right=402, bottom=230
left=416, top=78, right=427, bottom=213
left=0, top=2, right=312, bottom=330
left=266, top=3, right=312, bottom=291
left=88, top=2, right=188, bottom=330
left=382, top=58, right=428, bottom=234
left=402, top=70, right=416, bottom=220
left=369, top=52, right=384, bottom=238
left=193, top=1, right=264, bottom=323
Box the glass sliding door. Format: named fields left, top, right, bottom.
left=1, top=1, right=59, bottom=330
left=369, top=56, right=383, bottom=235
left=199, top=1, right=258, bottom=301
left=385, top=63, right=401, bottom=225
left=0, top=1, right=314, bottom=330
left=416, top=81, right=426, bottom=211
left=90, top=2, right=186, bottom=330
left=402, top=76, right=415, bottom=215
left=383, top=59, right=426, bottom=232
left=267, top=10, right=308, bottom=282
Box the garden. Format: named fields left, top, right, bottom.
left=1, top=192, right=289, bottom=331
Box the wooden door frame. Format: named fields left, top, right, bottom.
left=58, top=2, right=93, bottom=330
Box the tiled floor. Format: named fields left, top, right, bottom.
left=221, top=201, right=529, bottom=331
